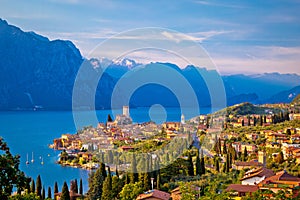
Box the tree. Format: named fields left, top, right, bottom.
left=276, top=151, right=284, bottom=164
left=119, top=182, right=143, bottom=200
left=79, top=178, right=83, bottom=195
left=47, top=187, right=52, bottom=199
left=0, top=138, right=28, bottom=200
left=61, top=181, right=70, bottom=200
left=214, top=157, right=220, bottom=172
left=195, top=151, right=201, bottom=176
left=187, top=152, right=194, bottom=176
left=101, top=167, right=112, bottom=200
left=223, top=140, right=227, bottom=155
left=54, top=181, right=59, bottom=194
left=112, top=176, right=123, bottom=199
left=30, top=180, right=35, bottom=194
left=243, top=146, right=248, bottom=162
left=130, top=154, right=138, bottom=183
left=143, top=172, right=151, bottom=191
left=242, top=119, right=244, bottom=127
left=87, top=163, right=106, bottom=200
left=260, top=116, right=263, bottom=126
left=200, top=150, right=205, bottom=175
left=156, top=173, right=161, bottom=190
left=36, top=175, right=42, bottom=197
left=42, top=187, right=45, bottom=200
left=247, top=115, right=251, bottom=126
left=74, top=179, right=78, bottom=194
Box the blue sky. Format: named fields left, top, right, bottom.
left=1, top=0, right=300, bottom=74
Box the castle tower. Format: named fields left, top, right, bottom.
left=181, top=114, right=185, bottom=124
left=258, top=151, right=266, bottom=167
left=123, top=106, right=129, bottom=117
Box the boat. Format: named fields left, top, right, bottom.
left=31, top=152, right=34, bottom=163
left=41, top=157, right=44, bottom=165
left=26, top=153, right=29, bottom=165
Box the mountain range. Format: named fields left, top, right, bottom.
left=0, top=18, right=300, bottom=111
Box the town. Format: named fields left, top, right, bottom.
left=49, top=95, right=300, bottom=199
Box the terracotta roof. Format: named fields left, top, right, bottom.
left=261, top=170, right=300, bottom=184
left=136, top=189, right=170, bottom=200
left=240, top=167, right=275, bottom=181
left=234, top=160, right=263, bottom=167
left=226, top=184, right=259, bottom=193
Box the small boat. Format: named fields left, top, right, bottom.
left=41, top=157, right=44, bottom=165
left=31, top=152, right=34, bottom=163
left=26, top=153, right=29, bottom=165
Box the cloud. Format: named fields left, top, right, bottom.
left=193, top=0, right=247, bottom=9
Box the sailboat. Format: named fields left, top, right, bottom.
left=31, top=152, right=34, bottom=163
left=41, top=157, right=44, bottom=165
left=26, top=153, right=29, bottom=165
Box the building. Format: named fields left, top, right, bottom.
left=136, top=189, right=170, bottom=200
left=123, top=106, right=129, bottom=117
left=233, top=160, right=263, bottom=170
left=258, top=170, right=300, bottom=197
left=240, top=167, right=274, bottom=185
left=225, top=184, right=259, bottom=197
left=258, top=151, right=266, bottom=166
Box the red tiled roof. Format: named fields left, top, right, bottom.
left=137, top=189, right=170, bottom=200
left=240, top=167, right=275, bottom=181
left=234, top=160, right=263, bottom=167
left=226, top=184, right=259, bottom=193
left=261, top=170, right=300, bottom=184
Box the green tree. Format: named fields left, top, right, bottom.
left=42, top=187, right=45, bottom=200
left=195, top=151, right=201, bottom=175
left=200, top=150, right=205, bottom=175
left=130, top=154, right=138, bottom=183
left=276, top=151, right=284, bottom=164
left=214, top=157, right=220, bottom=172
left=223, top=140, right=227, bottom=155
left=119, top=182, right=143, bottom=200
left=30, top=180, right=35, bottom=194
left=74, top=179, right=78, bottom=194
left=79, top=178, right=83, bottom=195
left=243, top=146, right=248, bottom=161
left=47, top=186, right=51, bottom=199
left=61, top=181, right=70, bottom=200
left=87, top=163, right=106, bottom=200
left=54, top=181, right=58, bottom=194
left=36, top=175, right=42, bottom=197
left=112, top=176, right=123, bottom=199
left=0, top=138, right=28, bottom=200
left=156, top=173, right=161, bottom=190
left=187, top=152, right=194, bottom=176
left=101, top=167, right=112, bottom=200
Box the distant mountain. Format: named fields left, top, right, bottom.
left=1, top=18, right=300, bottom=111
left=0, top=19, right=115, bottom=110
left=264, top=85, right=300, bottom=104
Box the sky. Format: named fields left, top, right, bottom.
left=1, top=0, right=300, bottom=75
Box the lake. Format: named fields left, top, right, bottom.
left=0, top=107, right=211, bottom=194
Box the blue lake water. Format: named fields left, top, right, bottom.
left=0, top=107, right=211, bottom=194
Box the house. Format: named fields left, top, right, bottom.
left=225, top=184, right=259, bottom=197
left=240, top=167, right=274, bottom=185
left=120, top=146, right=135, bottom=152
left=136, top=189, right=170, bottom=200
left=232, top=160, right=263, bottom=170
left=162, top=122, right=180, bottom=131
left=258, top=170, right=300, bottom=197
left=170, top=185, right=200, bottom=200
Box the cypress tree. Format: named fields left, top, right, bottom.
left=54, top=181, right=58, bottom=194
left=223, top=140, right=227, bottom=155
left=116, top=166, right=119, bottom=178
left=195, top=151, right=201, bottom=176
left=241, top=119, right=244, bottom=126
left=30, top=179, right=35, bottom=194
left=74, top=179, right=78, bottom=194
left=130, top=154, right=138, bottom=183
left=101, top=166, right=112, bottom=200
left=42, top=187, right=45, bottom=200
left=36, top=175, right=42, bottom=197
left=260, top=116, right=263, bottom=126
left=61, top=181, right=70, bottom=200
left=243, top=146, right=248, bottom=161
left=143, top=172, right=151, bottom=191
left=100, top=162, right=107, bottom=178
left=79, top=178, right=83, bottom=195
left=225, top=153, right=230, bottom=173
left=247, top=115, right=251, bottom=126
left=215, top=157, right=220, bottom=172
left=187, top=152, right=194, bottom=176
left=87, top=165, right=105, bottom=200
left=156, top=173, right=161, bottom=190
left=200, top=150, right=205, bottom=175
left=47, top=187, right=51, bottom=199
